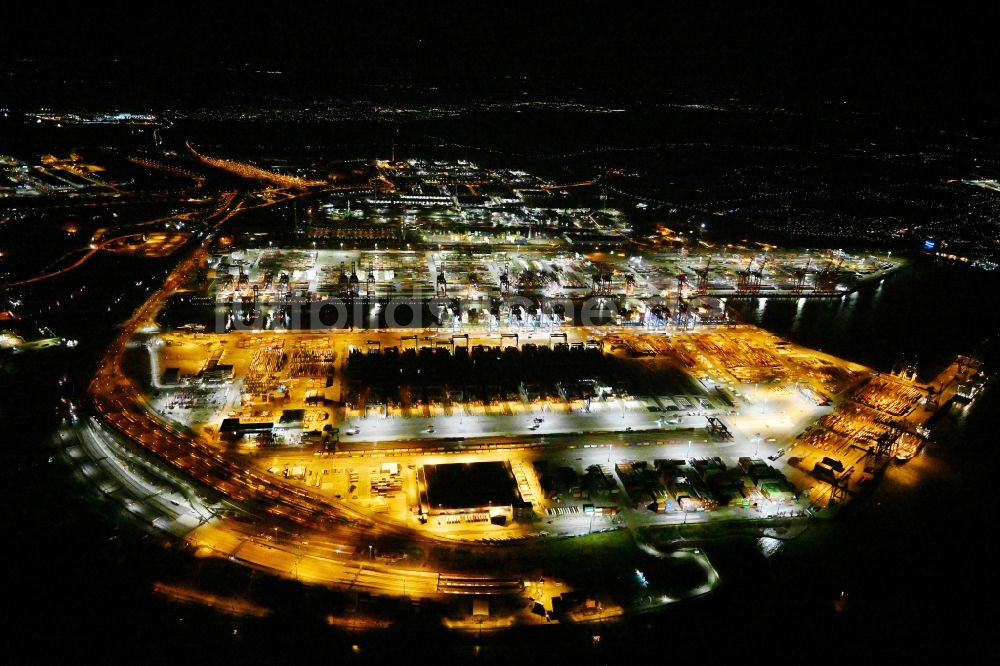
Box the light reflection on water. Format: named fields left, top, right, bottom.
left=721, top=264, right=996, bottom=609
left=756, top=536, right=783, bottom=559
left=731, top=263, right=999, bottom=377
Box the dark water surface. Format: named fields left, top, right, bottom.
left=730, top=259, right=1000, bottom=378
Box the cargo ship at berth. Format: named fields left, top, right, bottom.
left=953, top=368, right=988, bottom=407
left=893, top=431, right=926, bottom=462
left=895, top=354, right=986, bottom=462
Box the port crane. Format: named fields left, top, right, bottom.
left=695, top=255, right=712, bottom=295
left=792, top=257, right=812, bottom=294
left=817, top=256, right=844, bottom=292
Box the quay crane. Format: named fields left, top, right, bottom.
left=366, top=261, right=376, bottom=299
left=817, top=256, right=844, bottom=293
left=349, top=263, right=360, bottom=298
left=748, top=256, right=768, bottom=296
left=736, top=257, right=754, bottom=294
left=499, top=262, right=511, bottom=299
left=695, top=255, right=712, bottom=295
left=337, top=262, right=349, bottom=296
left=592, top=271, right=613, bottom=296
left=674, top=272, right=689, bottom=327
left=792, top=257, right=812, bottom=294
left=624, top=272, right=637, bottom=295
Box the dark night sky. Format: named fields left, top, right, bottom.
left=2, top=4, right=997, bottom=113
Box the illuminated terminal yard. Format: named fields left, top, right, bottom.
left=5, top=13, right=999, bottom=661
left=40, top=154, right=975, bottom=635
left=4, top=143, right=987, bottom=637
